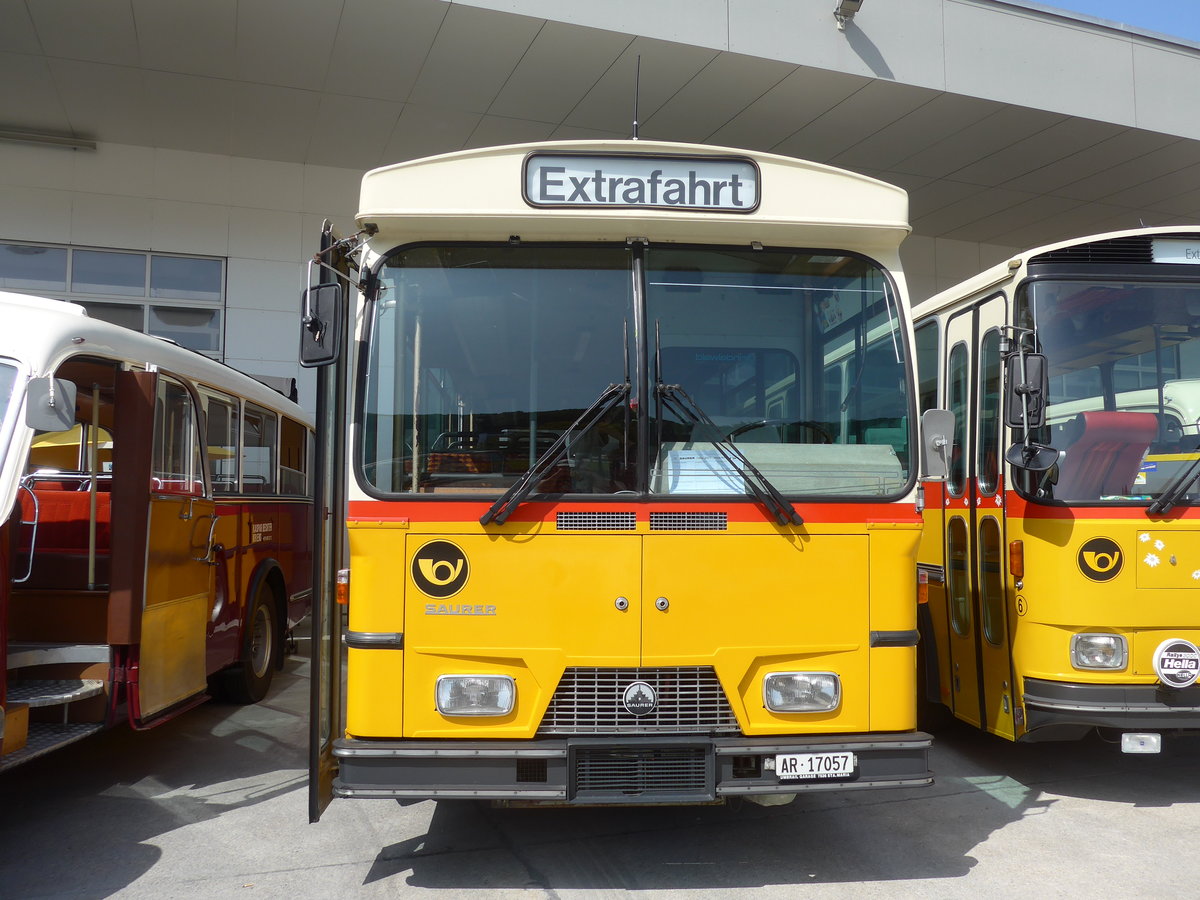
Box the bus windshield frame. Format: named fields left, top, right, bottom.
left=1017, top=275, right=1200, bottom=506
left=356, top=241, right=913, bottom=502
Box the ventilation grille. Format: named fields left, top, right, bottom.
left=574, top=746, right=709, bottom=797
left=538, top=667, right=739, bottom=735
left=556, top=511, right=636, bottom=531
left=1029, top=233, right=1200, bottom=266
left=649, top=511, right=728, bottom=531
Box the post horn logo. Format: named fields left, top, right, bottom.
left=1077, top=537, right=1123, bottom=582
left=411, top=540, right=470, bottom=598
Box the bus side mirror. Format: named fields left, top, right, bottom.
left=300, top=283, right=343, bottom=368
left=1002, top=351, right=1057, bottom=471
left=1004, top=352, right=1047, bottom=430
left=25, top=376, right=77, bottom=432
left=920, top=408, right=954, bottom=482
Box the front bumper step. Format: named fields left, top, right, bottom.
left=332, top=732, right=932, bottom=804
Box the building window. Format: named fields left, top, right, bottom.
left=0, top=241, right=224, bottom=357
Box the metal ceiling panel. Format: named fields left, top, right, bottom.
left=133, top=0, right=238, bottom=79
left=0, top=0, right=41, bottom=54
left=706, top=66, right=870, bottom=151
left=306, top=95, right=405, bottom=170
left=231, top=83, right=322, bottom=163
left=143, top=70, right=236, bottom=156
left=235, top=0, right=343, bottom=92
left=465, top=115, right=557, bottom=150
left=948, top=117, right=1127, bottom=189
left=833, top=92, right=1000, bottom=172
left=324, top=0, right=450, bottom=103
left=29, top=0, right=139, bottom=67
left=562, top=38, right=718, bottom=134
left=773, top=80, right=937, bottom=163
left=47, top=59, right=150, bottom=146
left=0, top=53, right=69, bottom=132
left=406, top=4, right=542, bottom=113
left=893, top=106, right=1068, bottom=181
left=488, top=21, right=632, bottom=122
left=380, top=103, right=482, bottom=164
left=643, top=53, right=795, bottom=144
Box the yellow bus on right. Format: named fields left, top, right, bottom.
left=913, top=226, right=1200, bottom=752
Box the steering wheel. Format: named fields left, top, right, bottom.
left=727, top=419, right=834, bottom=444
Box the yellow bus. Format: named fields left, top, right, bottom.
left=914, top=226, right=1200, bottom=752
left=304, top=140, right=948, bottom=815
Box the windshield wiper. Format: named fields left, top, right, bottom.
left=480, top=381, right=630, bottom=525
left=656, top=381, right=803, bottom=527
left=1147, top=449, right=1200, bottom=516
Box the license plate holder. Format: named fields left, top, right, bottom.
left=774, top=751, right=857, bottom=781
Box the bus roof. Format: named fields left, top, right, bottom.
left=357, top=140, right=910, bottom=258
left=0, top=291, right=310, bottom=423
left=913, top=224, right=1200, bottom=318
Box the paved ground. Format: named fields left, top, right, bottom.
left=3, top=648, right=1199, bottom=899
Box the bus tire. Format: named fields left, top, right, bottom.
left=223, top=580, right=279, bottom=704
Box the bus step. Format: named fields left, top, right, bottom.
left=6, top=642, right=110, bottom=670
left=0, top=721, right=105, bottom=773
left=5, top=678, right=106, bottom=708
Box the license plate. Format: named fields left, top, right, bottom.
left=774, top=751, right=857, bottom=780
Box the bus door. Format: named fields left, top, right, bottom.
left=138, top=374, right=215, bottom=720
left=942, top=296, right=1015, bottom=737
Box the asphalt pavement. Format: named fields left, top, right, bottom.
left=3, top=646, right=1199, bottom=899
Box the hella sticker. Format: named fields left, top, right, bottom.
left=1153, top=638, right=1200, bottom=689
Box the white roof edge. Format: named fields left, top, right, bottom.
left=360, top=139, right=906, bottom=195
left=914, top=224, right=1200, bottom=316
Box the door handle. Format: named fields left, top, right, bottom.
left=191, top=513, right=220, bottom=564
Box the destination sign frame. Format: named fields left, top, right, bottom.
left=523, top=152, right=761, bottom=214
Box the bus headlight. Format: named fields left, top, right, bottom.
left=763, top=672, right=841, bottom=712
left=1071, top=633, right=1127, bottom=670
left=436, top=675, right=516, bottom=716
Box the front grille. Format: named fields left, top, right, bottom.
left=650, top=511, right=728, bottom=531
left=538, top=666, right=740, bottom=735
left=556, top=511, right=636, bottom=531
left=574, top=746, right=709, bottom=797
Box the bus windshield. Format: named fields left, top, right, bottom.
left=1022, top=279, right=1200, bottom=504
left=360, top=244, right=910, bottom=499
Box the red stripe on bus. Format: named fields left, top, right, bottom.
left=1003, top=493, right=1200, bottom=520
left=347, top=499, right=919, bottom=524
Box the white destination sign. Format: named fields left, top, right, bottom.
left=1152, top=239, right=1200, bottom=264
left=524, top=154, right=759, bottom=212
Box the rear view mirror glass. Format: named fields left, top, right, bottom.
left=26, top=376, right=77, bottom=432
left=300, top=283, right=343, bottom=368
left=1005, top=352, right=1048, bottom=430
left=920, top=408, right=954, bottom=482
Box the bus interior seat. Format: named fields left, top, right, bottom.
left=15, top=479, right=112, bottom=590
left=1053, top=411, right=1157, bottom=498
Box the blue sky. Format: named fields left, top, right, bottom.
left=1041, top=1, right=1200, bottom=43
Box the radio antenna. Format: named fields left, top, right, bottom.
left=631, top=55, right=641, bottom=140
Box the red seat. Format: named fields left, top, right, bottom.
left=1054, top=411, right=1157, bottom=500
left=15, top=488, right=111, bottom=589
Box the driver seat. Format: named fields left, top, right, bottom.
left=1053, top=411, right=1156, bottom=500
